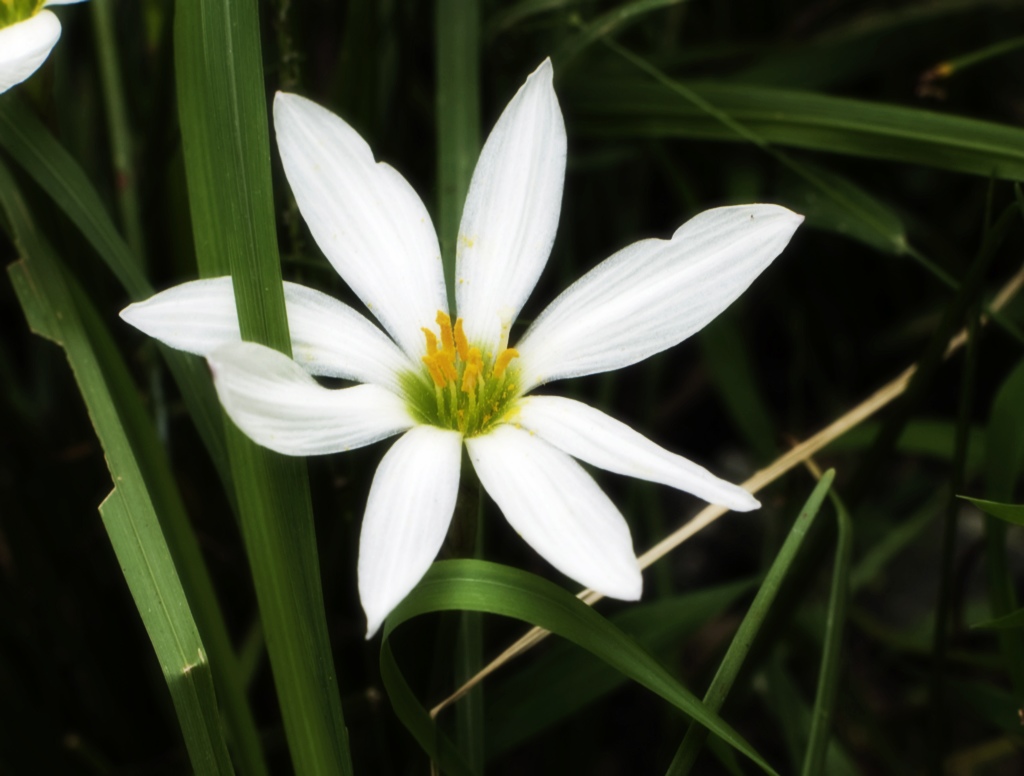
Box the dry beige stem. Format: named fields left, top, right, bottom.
left=429, top=263, right=1024, bottom=719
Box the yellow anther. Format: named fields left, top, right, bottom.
left=422, top=353, right=446, bottom=388
left=461, top=347, right=484, bottom=393
left=422, top=327, right=438, bottom=356
left=436, top=311, right=456, bottom=356
left=453, top=318, right=470, bottom=362
left=493, top=347, right=519, bottom=378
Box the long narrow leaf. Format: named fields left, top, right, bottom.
left=667, top=471, right=835, bottom=774
left=382, top=560, right=779, bottom=776
left=173, top=1, right=353, bottom=773
left=2, top=160, right=234, bottom=774
left=565, top=77, right=1024, bottom=181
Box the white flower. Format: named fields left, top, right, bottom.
left=121, top=60, right=802, bottom=637
left=0, top=0, right=86, bottom=95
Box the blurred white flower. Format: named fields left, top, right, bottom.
left=122, top=59, right=802, bottom=637
left=0, top=0, right=87, bottom=94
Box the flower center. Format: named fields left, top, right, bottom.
left=0, top=0, right=45, bottom=29
left=400, top=311, right=520, bottom=437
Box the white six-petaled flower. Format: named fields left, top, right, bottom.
left=0, top=0, right=86, bottom=94
left=121, top=59, right=802, bottom=637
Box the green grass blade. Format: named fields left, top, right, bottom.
left=2, top=161, right=233, bottom=774
left=0, top=95, right=148, bottom=296
left=960, top=497, right=1024, bottom=526
left=174, top=1, right=353, bottom=773
left=436, top=0, right=480, bottom=315
left=554, top=0, right=688, bottom=69
left=90, top=0, right=146, bottom=262
left=801, top=489, right=853, bottom=776
left=0, top=94, right=233, bottom=509
left=382, top=561, right=779, bottom=775
left=487, top=579, right=756, bottom=756
left=436, top=5, right=483, bottom=765
left=981, top=356, right=1024, bottom=696
left=667, top=470, right=835, bottom=775
left=971, top=606, right=1024, bottom=631
left=565, top=76, right=1024, bottom=181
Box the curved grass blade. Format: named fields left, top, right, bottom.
left=487, top=579, right=756, bottom=756
left=174, top=1, right=353, bottom=773
left=667, top=470, right=835, bottom=775
left=381, top=560, right=779, bottom=775
left=565, top=76, right=1024, bottom=181
left=2, top=160, right=233, bottom=774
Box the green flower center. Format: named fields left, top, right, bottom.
left=400, top=311, right=521, bottom=437
left=0, top=0, right=45, bottom=29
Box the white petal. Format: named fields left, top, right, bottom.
left=208, top=342, right=414, bottom=456
left=515, top=204, right=803, bottom=390
left=120, top=277, right=414, bottom=392
left=274, top=92, right=446, bottom=360
left=455, top=59, right=566, bottom=355
left=43, top=1, right=89, bottom=6
left=515, top=396, right=758, bottom=511
left=359, top=426, right=462, bottom=638
left=0, top=11, right=60, bottom=95
left=466, top=424, right=641, bottom=600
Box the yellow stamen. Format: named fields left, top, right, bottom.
left=493, top=347, right=519, bottom=378
left=436, top=311, right=456, bottom=357
left=422, top=328, right=438, bottom=356
left=453, top=318, right=470, bottom=362
left=422, top=353, right=446, bottom=387
left=461, top=347, right=483, bottom=393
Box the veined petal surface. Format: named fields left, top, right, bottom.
left=0, top=11, right=60, bottom=94
left=466, top=424, right=642, bottom=600
left=456, top=58, right=566, bottom=354
left=120, top=277, right=413, bottom=392
left=359, top=426, right=462, bottom=638
left=516, top=396, right=759, bottom=511
left=515, top=205, right=803, bottom=390
left=274, top=92, right=447, bottom=360
left=208, top=342, right=414, bottom=456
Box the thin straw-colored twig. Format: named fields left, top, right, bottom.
left=429, top=262, right=1024, bottom=719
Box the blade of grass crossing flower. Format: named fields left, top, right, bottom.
left=436, top=0, right=480, bottom=314
left=801, top=486, right=853, bottom=776
left=1, top=163, right=233, bottom=774
left=436, top=6, right=484, bottom=766
left=174, top=2, right=353, bottom=774
left=0, top=95, right=234, bottom=510
left=383, top=560, right=779, bottom=775
left=486, top=580, right=756, bottom=756
left=666, top=470, right=834, bottom=775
